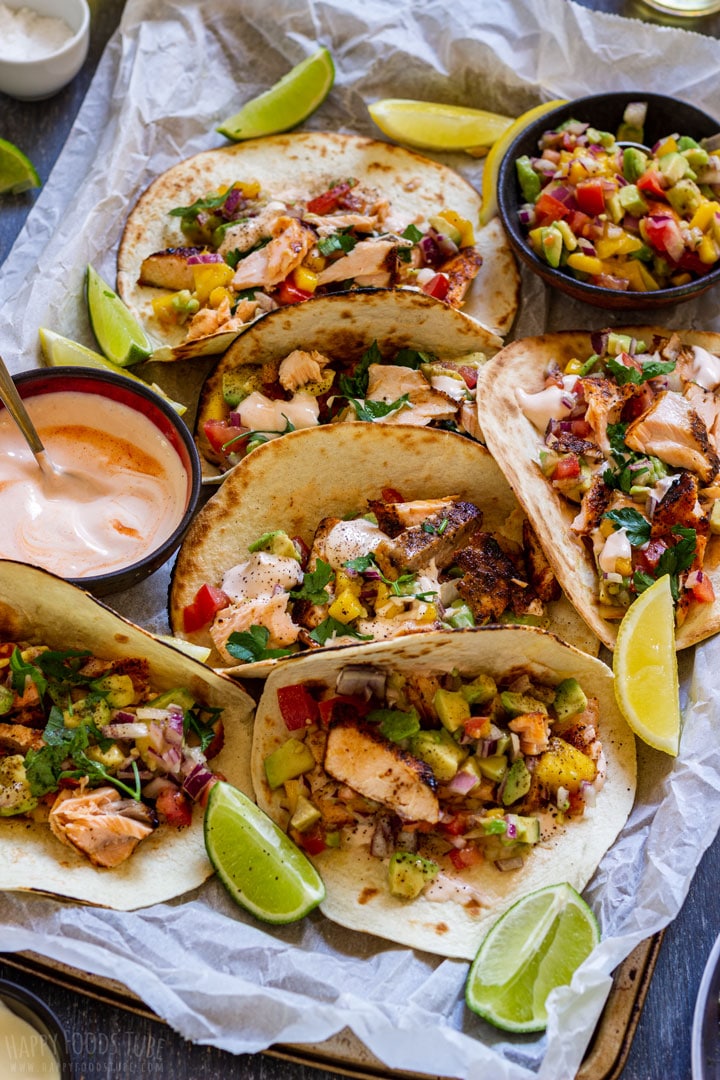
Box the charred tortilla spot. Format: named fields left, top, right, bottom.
left=358, top=887, right=380, bottom=904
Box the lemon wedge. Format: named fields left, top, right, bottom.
left=368, top=99, right=514, bottom=152
left=479, top=98, right=567, bottom=225
left=613, top=575, right=681, bottom=756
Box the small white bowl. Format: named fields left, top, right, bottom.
left=0, top=0, right=90, bottom=101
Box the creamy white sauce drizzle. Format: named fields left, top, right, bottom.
left=237, top=390, right=319, bottom=432
left=516, top=377, right=577, bottom=432
left=0, top=391, right=188, bottom=577
left=221, top=551, right=303, bottom=600
left=689, top=345, right=720, bottom=391
left=0, top=999, right=60, bottom=1080
left=322, top=518, right=388, bottom=569
left=598, top=527, right=631, bottom=573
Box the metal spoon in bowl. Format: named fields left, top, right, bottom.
left=0, top=357, right=104, bottom=502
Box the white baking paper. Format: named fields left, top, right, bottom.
left=2, top=1, right=720, bottom=1077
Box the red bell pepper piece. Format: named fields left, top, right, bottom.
left=183, top=583, right=231, bottom=633
left=575, top=179, right=606, bottom=217
left=637, top=170, right=667, bottom=200
left=534, top=190, right=571, bottom=225
left=317, top=694, right=370, bottom=726
left=277, top=683, right=319, bottom=730
left=421, top=272, right=449, bottom=300
left=566, top=209, right=591, bottom=238
left=634, top=540, right=667, bottom=574
left=277, top=278, right=313, bottom=305
left=441, top=812, right=470, bottom=837
left=306, top=181, right=353, bottom=215
left=551, top=455, right=581, bottom=481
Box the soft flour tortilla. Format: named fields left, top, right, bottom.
left=169, top=423, right=599, bottom=676
left=0, top=560, right=255, bottom=910
left=117, top=131, right=519, bottom=358
left=195, top=289, right=503, bottom=473
left=252, top=625, right=636, bottom=959
left=479, top=327, right=720, bottom=651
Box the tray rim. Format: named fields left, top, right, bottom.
left=0, top=933, right=663, bottom=1080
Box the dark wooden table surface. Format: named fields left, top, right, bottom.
left=2, top=1, right=720, bottom=1077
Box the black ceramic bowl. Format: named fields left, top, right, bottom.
left=2, top=368, right=201, bottom=596
left=497, top=91, right=720, bottom=310
left=0, top=978, right=73, bottom=1079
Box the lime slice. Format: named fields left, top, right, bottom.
left=466, top=882, right=599, bottom=1033
left=0, top=138, right=41, bottom=195
left=38, top=327, right=187, bottom=416
left=204, top=781, right=325, bottom=923
left=218, top=47, right=335, bottom=141
left=479, top=98, right=567, bottom=225
left=86, top=265, right=153, bottom=368
left=155, top=634, right=211, bottom=663
left=613, top=574, right=680, bottom=755
left=368, top=99, right=513, bottom=152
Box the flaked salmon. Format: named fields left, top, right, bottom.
left=49, top=786, right=157, bottom=869
left=278, top=349, right=333, bottom=392
left=231, top=216, right=315, bottom=290
left=625, top=390, right=720, bottom=485
left=364, top=365, right=456, bottom=426
left=315, top=239, right=396, bottom=287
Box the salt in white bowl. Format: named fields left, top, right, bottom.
left=0, top=0, right=90, bottom=100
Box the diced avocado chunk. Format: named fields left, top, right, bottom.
left=248, top=530, right=300, bottom=560
left=505, top=813, right=541, bottom=845
left=222, top=365, right=266, bottom=407
left=500, top=691, right=548, bottom=718
left=553, top=678, right=588, bottom=724
left=264, top=738, right=316, bottom=789
left=658, top=151, right=692, bottom=184
left=146, top=686, right=196, bottom=712
left=289, top=794, right=322, bottom=833
left=666, top=178, right=703, bottom=217
left=444, top=601, right=475, bottom=629
left=477, top=754, right=508, bottom=783
left=388, top=851, right=439, bottom=900
left=0, top=685, right=13, bottom=716
left=515, top=155, right=541, bottom=204
left=606, top=331, right=637, bottom=356
left=501, top=759, right=532, bottom=806
left=429, top=214, right=462, bottom=245
left=623, top=146, right=648, bottom=183
left=64, top=696, right=111, bottom=729
left=0, top=756, right=38, bottom=817
left=90, top=673, right=136, bottom=708
left=540, top=224, right=563, bottom=268
left=433, top=688, right=470, bottom=733
left=370, top=707, right=420, bottom=742
left=617, top=184, right=648, bottom=216
left=461, top=673, right=496, bottom=706
left=409, top=729, right=467, bottom=781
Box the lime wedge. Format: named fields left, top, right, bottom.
left=204, top=781, right=325, bottom=923
left=0, top=138, right=41, bottom=195
left=479, top=98, right=567, bottom=225
left=38, top=327, right=187, bottom=416
left=218, top=46, right=335, bottom=141
left=613, top=574, right=680, bottom=756
left=368, top=99, right=513, bottom=152
left=466, top=882, right=599, bottom=1033
left=86, top=265, right=153, bottom=368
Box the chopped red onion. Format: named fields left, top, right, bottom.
left=504, top=817, right=518, bottom=840
left=186, top=252, right=224, bottom=265
left=182, top=763, right=215, bottom=801
left=101, top=722, right=150, bottom=740
left=370, top=817, right=394, bottom=858
left=579, top=780, right=596, bottom=808
left=136, top=707, right=173, bottom=722
left=434, top=232, right=459, bottom=259
left=419, top=233, right=443, bottom=269
left=517, top=204, right=536, bottom=227
left=447, top=769, right=479, bottom=795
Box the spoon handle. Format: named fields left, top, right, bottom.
left=0, top=356, right=45, bottom=455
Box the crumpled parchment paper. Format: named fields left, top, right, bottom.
left=2, top=1, right=720, bottom=1077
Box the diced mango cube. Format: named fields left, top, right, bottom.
left=439, top=208, right=475, bottom=246
left=293, top=266, right=319, bottom=293
left=191, top=262, right=234, bottom=303
left=690, top=201, right=720, bottom=232
left=534, top=736, right=597, bottom=794
left=566, top=253, right=604, bottom=276
left=698, top=234, right=719, bottom=264
left=328, top=589, right=366, bottom=624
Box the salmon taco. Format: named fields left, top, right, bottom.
left=169, top=424, right=598, bottom=677
left=0, top=560, right=255, bottom=909
left=251, top=626, right=636, bottom=958
left=195, top=289, right=501, bottom=476
left=479, top=327, right=720, bottom=650
left=117, top=132, right=519, bottom=361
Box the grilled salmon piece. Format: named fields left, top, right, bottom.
left=369, top=496, right=463, bottom=537
left=582, top=377, right=638, bottom=457
left=455, top=532, right=541, bottom=621
left=315, top=239, right=396, bottom=287
left=0, top=723, right=44, bottom=754
left=373, top=499, right=482, bottom=577
left=232, top=216, right=315, bottom=289
left=324, top=718, right=439, bottom=823
left=279, top=349, right=333, bottom=392
left=138, top=247, right=203, bottom=291
left=625, top=391, right=720, bottom=485
left=49, top=787, right=157, bottom=868
left=363, top=365, right=457, bottom=426
left=210, top=593, right=300, bottom=658
left=441, top=247, right=483, bottom=307
left=571, top=475, right=613, bottom=535
left=523, top=519, right=561, bottom=603
left=651, top=471, right=703, bottom=538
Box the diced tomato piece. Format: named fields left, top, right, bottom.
left=457, top=365, right=478, bottom=390
left=421, top=273, right=449, bottom=300
left=203, top=418, right=246, bottom=456
left=198, top=774, right=225, bottom=808
left=635, top=540, right=668, bottom=574
left=306, top=182, right=353, bottom=215
left=277, top=278, right=313, bottom=305
left=183, top=583, right=231, bottom=633
left=566, top=209, right=592, bottom=237
left=381, top=487, right=404, bottom=503
left=534, top=190, right=571, bottom=225
left=295, top=823, right=326, bottom=855
left=156, top=787, right=193, bottom=828
left=0, top=643, right=16, bottom=659
left=463, top=715, right=491, bottom=739
left=690, top=572, right=716, bottom=604
left=637, top=170, right=667, bottom=200
left=449, top=845, right=483, bottom=871
left=204, top=720, right=225, bottom=761
left=570, top=419, right=593, bottom=437
left=678, top=251, right=713, bottom=275
left=575, top=179, right=606, bottom=217
left=643, top=216, right=684, bottom=261
left=318, top=694, right=369, bottom=726
left=277, top=683, right=319, bottom=730
left=551, top=455, right=581, bottom=481
left=441, top=812, right=470, bottom=837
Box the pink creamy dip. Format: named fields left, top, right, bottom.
left=0, top=390, right=188, bottom=577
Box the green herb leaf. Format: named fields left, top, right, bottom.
left=289, top=559, right=334, bottom=604
left=606, top=422, right=629, bottom=458
left=184, top=704, right=224, bottom=752
left=347, top=394, right=410, bottom=422
left=225, top=625, right=294, bottom=663
left=168, top=191, right=229, bottom=220
left=603, top=508, right=651, bottom=547
left=393, top=348, right=437, bottom=369
left=338, top=340, right=382, bottom=398
left=9, top=648, right=47, bottom=698
left=318, top=231, right=357, bottom=256
left=402, top=223, right=423, bottom=242
left=344, top=553, right=375, bottom=574
left=308, top=618, right=373, bottom=646
left=606, top=355, right=676, bottom=385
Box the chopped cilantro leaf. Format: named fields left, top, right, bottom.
left=606, top=355, right=676, bottom=386
left=225, top=625, right=295, bottom=663
left=9, top=648, right=47, bottom=698
left=289, top=559, right=334, bottom=604
left=402, top=223, right=423, bottom=242
left=338, top=340, right=382, bottom=398
left=603, top=508, right=651, bottom=547
left=393, top=348, right=437, bottom=369
left=347, top=394, right=410, bottom=421
left=318, top=231, right=357, bottom=257
left=309, top=618, right=373, bottom=646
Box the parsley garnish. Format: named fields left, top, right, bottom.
left=347, top=394, right=410, bottom=421
left=289, top=559, right=334, bottom=604
left=606, top=355, right=676, bottom=386
left=402, top=223, right=423, bottom=242
left=308, top=618, right=373, bottom=646
left=393, top=348, right=437, bottom=369
left=184, top=704, right=223, bottom=753
left=9, top=648, right=47, bottom=698
left=603, top=508, right=651, bottom=547
left=318, top=231, right=357, bottom=257
left=225, top=626, right=295, bottom=663
left=338, top=340, right=382, bottom=398
left=168, top=192, right=229, bottom=221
